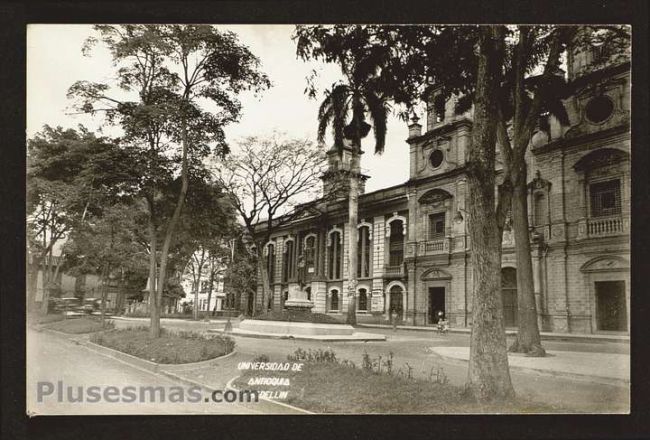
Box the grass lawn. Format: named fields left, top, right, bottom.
left=252, top=310, right=342, bottom=324
left=90, top=327, right=235, bottom=364
left=44, top=316, right=111, bottom=334
left=234, top=360, right=565, bottom=414
left=34, top=313, right=65, bottom=325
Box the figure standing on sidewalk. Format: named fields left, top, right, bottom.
left=391, top=309, right=398, bottom=332
left=224, top=317, right=233, bottom=333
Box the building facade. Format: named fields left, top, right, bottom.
left=254, top=43, right=630, bottom=334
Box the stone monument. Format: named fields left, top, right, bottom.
left=283, top=255, right=314, bottom=312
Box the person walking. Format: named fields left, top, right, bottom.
left=391, top=309, right=398, bottom=332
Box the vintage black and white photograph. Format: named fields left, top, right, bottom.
left=25, top=23, right=631, bottom=415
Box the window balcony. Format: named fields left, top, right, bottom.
left=383, top=265, right=405, bottom=279
left=587, top=215, right=627, bottom=237
left=424, top=238, right=448, bottom=254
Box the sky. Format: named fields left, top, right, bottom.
left=26, top=24, right=413, bottom=193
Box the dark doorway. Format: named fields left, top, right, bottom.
left=428, top=287, right=445, bottom=323
left=389, top=286, right=403, bottom=321
left=246, top=292, right=254, bottom=316
left=501, top=268, right=518, bottom=327
left=596, top=281, right=627, bottom=331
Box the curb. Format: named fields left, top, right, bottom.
left=210, top=329, right=386, bottom=343
left=38, top=327, right=89, bottom=340
left=225, top=376, right=313, bottom=415
left=429, top=350, right=629, bottom=387
left=357, top=324, right=629, bottom=343
left=111, top=316, right=229, bottom=324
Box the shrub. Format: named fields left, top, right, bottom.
left=287, top=348, right=338, bottom=363
left=253, top=354, right=270, bottom=363
left=90, top=327, right=235, bottom=363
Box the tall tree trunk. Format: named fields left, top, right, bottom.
left=346, top=149, right=360, bottom=325
left=206, top=262, right=214, bottom=320
left=147, top=213, right=160, bottom=338
left=465, top=26, right=515, bottom=402
left=509, top=168, right=545, bottom=356
left=193, top=281, right=199, bottom=320
left=40, top=250, right=54, bottom=315
left=27, top=255, right=41, bottom=317
left=255, top=245, right=271, bottom=315
left=153, top=123, right=190, bottom=337
left=193, top=249, right=206, bottom=320
left=100, top=263, right=109, bottom=327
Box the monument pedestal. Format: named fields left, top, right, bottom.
left=284, top=284, right=314, bottom=312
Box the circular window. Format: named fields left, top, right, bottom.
left=429, top=149, right=444, bottom=168
left=585, top=96, right=614, bottom=124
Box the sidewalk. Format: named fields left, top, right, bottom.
left=430, top=346, right=629, bottom=386
left=358, top=323, right=630, bottom=343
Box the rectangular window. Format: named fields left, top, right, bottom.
left=590, top=180, right=621, bottom=217
left=283, top=241, right=294, bottom=282
left=428, top=213, right=446, bottom=239
left=266, top=244, right=275, bottom=284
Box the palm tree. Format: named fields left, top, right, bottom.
left=316, top=61, right=390, bottom=325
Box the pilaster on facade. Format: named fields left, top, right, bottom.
left=372, top=216, right=385, bottom=278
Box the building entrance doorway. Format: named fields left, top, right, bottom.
left=501, top=268, right=518, bottom=327
left=388, top=285, right=403, bottom=321
left=428, top=287, right=445, bottom=323
left=596, top=281, right=627, bottom=331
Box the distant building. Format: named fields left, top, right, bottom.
left=180, top=275, right=226, bottom=313
left=253, top=38, right=630, bottom=334
left=179, top=249, right=235, bottom=314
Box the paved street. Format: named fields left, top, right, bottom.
left=29, top=318, right=629, bottom=414
left=26, top=328, right=280, bottom=415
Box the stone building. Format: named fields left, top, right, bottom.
left=253, top=41, right=630, bottom=334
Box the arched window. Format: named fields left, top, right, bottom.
left=357, top=226, right=371, bottom=278
left=328, top=231, right=342, bottom=280
left=266, top=243, right=275, bottom=283
left=306, top=287, right=312, bottom=301
left=283, top=240, right=295, bottom=282
left=358, top=288, right=368, bottom=312
left=330, top=289, right=339, bottom=311
left=389, top=285, right=404, bottom=318
left=304, top=235, right=316, bottom=273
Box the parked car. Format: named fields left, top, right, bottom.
left=82, top=298, right=101, bottom=314
left=55, top=297, right=85, bottom=316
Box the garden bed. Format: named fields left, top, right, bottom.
left=44, top=316, right=112, bottom=334
left=252, top=310, right=342, bottom=325
left=90, top=327, right=235, bottom=364
left=233, top=348, right=563, bottom=414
